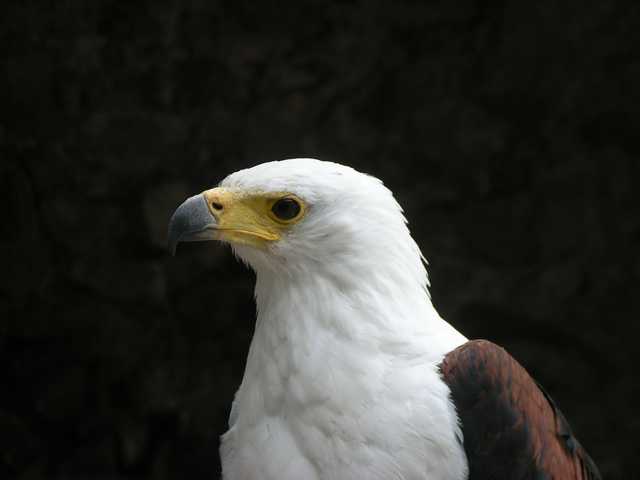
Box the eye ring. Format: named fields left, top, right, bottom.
left=271, top=196, right=302, bottom=222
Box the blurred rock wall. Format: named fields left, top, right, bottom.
left=1, top=1, right=639, bottom=478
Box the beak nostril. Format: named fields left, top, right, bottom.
left=211, top=201, right=223, bottom=211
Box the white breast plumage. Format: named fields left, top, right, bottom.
left=219, top=272, right=468, bottom=480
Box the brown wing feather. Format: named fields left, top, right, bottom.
left=439, top=340, right=601, bottom=480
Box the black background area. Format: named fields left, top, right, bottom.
left=2, top=1, right=638, bottom=478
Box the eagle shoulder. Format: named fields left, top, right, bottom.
left=439, top=339, right=601, bottom=480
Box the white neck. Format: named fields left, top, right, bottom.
left=220, top=259, right=468, bottom=480
left=252, top=262, right=463, bottom=355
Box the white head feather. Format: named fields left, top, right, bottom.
left=222, top=158, right=427, bottom=299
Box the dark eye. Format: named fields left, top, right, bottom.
left=271, top=197, right=301, bottom=221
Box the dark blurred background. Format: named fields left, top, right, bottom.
left=1, top=0, right=639, bottom=478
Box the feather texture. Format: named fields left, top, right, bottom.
left=439, top=340, right=601, bottom=480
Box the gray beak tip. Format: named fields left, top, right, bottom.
left=167, top=193, right=217, bottom=255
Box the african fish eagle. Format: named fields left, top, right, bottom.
left=168, top=158, right=600, bottom=480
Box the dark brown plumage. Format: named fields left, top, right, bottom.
left=439, top=340, right=601, bottom=480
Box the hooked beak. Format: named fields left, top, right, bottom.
left=167, top=193, right=218, bottom=255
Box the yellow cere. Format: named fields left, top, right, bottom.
left=202, top=187, right=306, bottom=247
